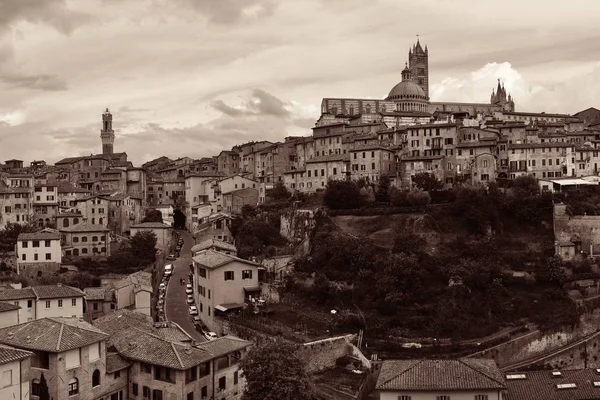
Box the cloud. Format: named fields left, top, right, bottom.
left=0, top=73, right=68, bottom=91
left=0, top=0, right=91, bottom=35
left=211, top=89, right=291, bottom=118
left=180, top=0, right=278, bottom=24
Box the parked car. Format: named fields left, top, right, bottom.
left=159, top=282, right=166, bottom=290
left=186, top=295, right=194, bottom=305
left=166, top=254, right=176, bottom=261
left=185, top=287, right=193, bottom=295
left=205, top=332, right=218, bottom=340
left=401, top=343, right=422, bottom=349
left=188, top=306, right=198, bottom=315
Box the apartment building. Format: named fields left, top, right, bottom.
left=16, top=229, right=62, bottom=269
left=0, top=285, right=84, bottom=322
left=0, top=175, right=34, bottom=229
left=192, top=249, right=261, bottom=333
left=60, top=221, right=111, bottom=258
left=0, top=344, right=32, bottom=400
left=0, top=317, right=124, bottom=400
left=32, top=184, right=58, bottom=227
left=74, top=196, right=109, bottom=227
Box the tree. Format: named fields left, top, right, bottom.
left=0, top=221, right=38, bottom=253
left=406, top=189, right=431, bottom=206
left=173, top=209, right=185, bottom=229
left=268, top=182, right=291, bottom=201
left=39, top=373, right=50, bottom=400
left=142, top=209, right=163, bottom=223
left=130, top=230, right=158, bottom=265
left=412, top=172, right=443, bottom=192
left=389, top=186, right=409, bottom=206
left=241, top=338, right=313, bottom=400
left=323, top=180, right=361, bottom=209
left=359, top=186, right=375, bottom=206
left=376, top=175, right=391, bottom=202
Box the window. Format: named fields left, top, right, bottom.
left=234, top=371, right=238, bottom=385
left=198, top=268, right=207, bottom=278
left=45, top=253, right=51, bottom=260
left=32, top=240, right=39, bottom=247
left=27, top=300, right=32, bottom=308
left=1, top=370, right=12, bottom=388
left=65, top=348, right=81, bottom=369
left=44, top=240, right=51, bottom=247
left=92, top=369, right=101, bottom=387
left=114, top=370, right=120, bottom=379
left=132, top=383, right=138, bottom=396
left=219, top=376, right=226, bottom=391
left=143, top=386, right=151, bottom=398
left=34, top=254, right=38, bottom=261
left=72, top=298, right=77, bottom=307
left=474, top=396, right=488, bottom=400
left=22, top=241, right=28, bottom=248
left=58, top=299, right=63, bottom=307
left=242, top=270, right=253, bottom=280
left=224, top=271, right=234, bottom=281
left=89, top=342, right=100, bottom=361
left=153, top=389, right=163, bottom=400
left=68, top=377, right=78, bottom=395
left=32, top=379, right=40, bottom=396
left=21, top=254, right=25, bottom=261
left=187, top=392, right=194, bottom=400
left=201, top=386, right=207, bottom=398
left=45, top=300, right=50, bottom=308
left=436, top=396, right=450, bottom=400
left=398, top=396, right=411, bottom=400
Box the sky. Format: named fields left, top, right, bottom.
left=0, top=0, right=599, bottom=166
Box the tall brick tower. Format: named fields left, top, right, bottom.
left=100, top=108, right=115, bottom=155
left=408, top=38, right=429, bottom=98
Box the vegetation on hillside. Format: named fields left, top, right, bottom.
left=288, top=176, right=578, bottom=340
left=142, top=209, right=163, bottom=223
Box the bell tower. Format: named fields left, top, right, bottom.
left=100, top=108, right=115, bottom=155
left=408, top=37, right=429, bottom=98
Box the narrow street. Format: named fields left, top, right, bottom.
left=164, top=229, right=207, bottom=343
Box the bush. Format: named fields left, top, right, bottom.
left=389, top=186, right=409, bottom=206
left=323, top=180, right=361, bottom=210
left=407, top=189, right=431, bottom=206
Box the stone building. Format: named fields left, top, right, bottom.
left=0, top=344, right=32, bottom=400
left=32, top=183, right=58, bottom=227
left=16, top=229, right=62, bottom=271
left=60, top=221, right=110, bottom=259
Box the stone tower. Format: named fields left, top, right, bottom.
left=408, top=38, right=429, bottom=98
left=100, top=108, right=115, bottom=155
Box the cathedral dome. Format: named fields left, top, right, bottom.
left=386, top=80, right=427, bottom=101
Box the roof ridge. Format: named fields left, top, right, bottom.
left=379, top=359, right=422, bottom=387
left=49, top=317, right=107, bottom=337
left=56, top=322, right=64, bottom=352
left=30, top=286, right=39, bottom=299
left=171, top=342, right=185, bottom=369
left=458, top=358, right=505, bottom=387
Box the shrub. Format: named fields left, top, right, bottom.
left=407, top=189, right=431, bottom=206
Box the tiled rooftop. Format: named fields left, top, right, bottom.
left=130, top=222, right=172, bottom=229
left=0, top=317, right=108, bottom=352
left=192, top=249, right=258, bottom=270
left=18, top=230, right=61, bottom=241
left=504, top=369, right=600, bottom=400
left=0, top=285, right=84, bottom=301
left=60, top=222, right=109, bottom=233
left=191, top=239, right=237, bottom=254
left=0, top=302, right=20, bottom=312
left=106, top=352, right=131, bottom=373
left=0, top=344, right=32, bottom=364
left=83, top=287, right=107, bottom=301
left=376, top=359, right=506, bottom=391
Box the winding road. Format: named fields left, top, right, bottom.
left=164, top=230, right=207, bottom=343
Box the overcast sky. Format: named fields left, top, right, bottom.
left=0, top=0, right=598, bottom=166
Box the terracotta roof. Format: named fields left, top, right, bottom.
left=193, top=249, right=259, bottom=270
left=55, top=157, right=84, bottom=165
left=0, top=187, right=32, bottom=194
left=60, top=222, right=109, bottom=233
left=18, top=230, right=61, bottom=241
left=376, top=359, right=506, bottom=391
left=56, top=211, right=83, bottom=217
left=195, top=336, right=251, bottom=359
left=106, top=352, right=131, bottom=373
left=504, top=369, right=600, bottom=400
left=0, top=344, right=32, bottom=364
left=84, top=287, right=107, bottom=301
left=57, top=183, right=91, bottom=194
left=32, top=285, right=84, bottom=299
left=0, top=302, right=20, bottom=312
left=191, top=239, right=237, bottom=254
left=0, top=288, right=36, bottom=300
left=112, top=271, right=152, bottom=290
left=0, top=317, right=108, bottom=352
left=510, top=143, right=573, bottom=149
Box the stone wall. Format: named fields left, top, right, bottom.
left=0, top=253, right=16, bottom=271
left=17, top=262, right=61, bottom=282
left=297, top=335, right=356, bottom=374
left=280, top=209, right=315, bottom=242
left=470, top=310, right=600, bottom=368
left=554, top=203, right=600, bottom=256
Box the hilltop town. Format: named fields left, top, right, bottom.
left=1, top=39, right=600, bottom=400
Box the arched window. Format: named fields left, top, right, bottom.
left=63, top=219, right=69, bottom=228
left=32, top=379, right=40, bottom=396
left=68, top=377, right=78, bottom=395
left=73, top=218, right=79, bottom=225
left=92, top=236, right=98, bottom=242
left=92, top=369, right=100, bottom=387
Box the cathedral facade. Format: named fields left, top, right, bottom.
left=318, top=39, right=515, bottom=127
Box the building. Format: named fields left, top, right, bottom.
left=57, top=183, right=91, bottom=210
left=32, top=184, right=58, bottom=227
left=16, top=229, right=62, bottom=273
left=0, top=285, right=85, bottom=322
left=222, top=188, right=259, bottom=214
left=192, top=249, right=262, bottom=332
left=0, top=344, right=32, bottom=400
left=503, top=368, right=600, bottom=400
left=191, top=239, right=237, bottom=257
left=60, top=221, right=111, bottom=259
left=193, top=212, right=234, bottom=243
left=74, top=196, right=109, bottom=227
left=0, top=303, right=20, bottom=328
left=374, top=358, right=506, bottom=400
left=102, top=192, right=142, bottom=235
left=83, top=287, right=114, bottom=320
left=129, top=222, right=173, bottom=252
left=575, top=107, right=600, bottom=127
left=0, top=317, right=123, bottom=400
left=101, top=108, right=116, bottom=155
left=93, top=309, right=252, bottom=400
left=0, top=175, right=34, bottom=229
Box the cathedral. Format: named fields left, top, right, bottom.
left=318, top=39, right=515, bottom=126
